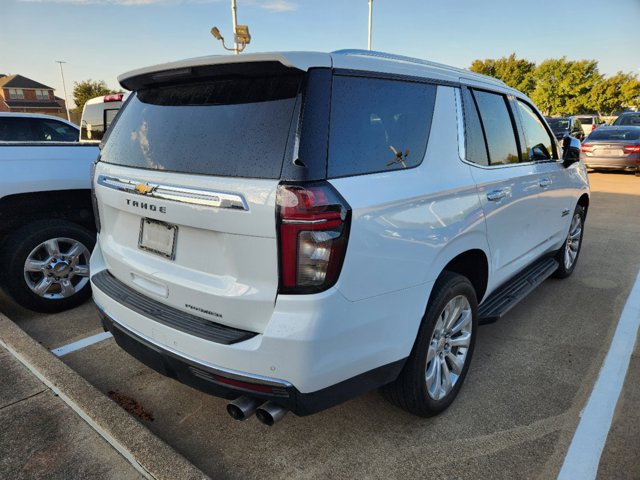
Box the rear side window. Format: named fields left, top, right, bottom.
left=327, top=76, right=436, bottom=178
left=37, top=119, right=78, bottom=142
left=513, top=100, right=556, bottom=161
left=0, top=117, right=37, bottom=141
left=461, top=89, right=489, bottom=166
left=101, top=75, right=302, bottom=178
left=472, top=90, right=520, bottom=165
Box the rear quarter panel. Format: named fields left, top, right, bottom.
left=330, top=86, right=489, bottom=304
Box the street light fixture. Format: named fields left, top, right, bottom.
left=211, top=24, right=251, bottom=53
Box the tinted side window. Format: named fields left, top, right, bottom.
left=472, top=90, right=520, bottom=165
left=461, top=88, right=489, bottom=166
left=0, top=117, right=37, bottom=141
left=328, top=76, right=436, bottom=178
left=38, top=119, right=78, bottom=142
left=514, top=100, right=555, bottom=161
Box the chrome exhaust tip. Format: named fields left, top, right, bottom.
left=226, top=396, right=261, bottom=421
left=255, top=401, right=288, bottom=426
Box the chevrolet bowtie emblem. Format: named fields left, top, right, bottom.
left=135, top=183, right=155, bottom=195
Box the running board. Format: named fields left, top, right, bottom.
left=478, top=257, right=559, bottom=325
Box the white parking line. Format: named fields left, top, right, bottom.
left=51, top=331, right=113, bottom=357
left=558, top=270, right=640, bottom=480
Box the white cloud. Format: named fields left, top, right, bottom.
left=260, top=0, right=296, bottom=12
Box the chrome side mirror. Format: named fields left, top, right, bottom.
left=562, top=135, right=581, bottom=167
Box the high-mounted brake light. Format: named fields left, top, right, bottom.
left=104, top=93, right=124, bottom=102
left=277, top=182, right=351, bottom=294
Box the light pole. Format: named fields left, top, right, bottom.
left=231, top=0, right=239, bottom=55
left=55, top=60, right=71, bottom=122
left=368, top=0, right=373, bottom=51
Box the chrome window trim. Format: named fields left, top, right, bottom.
left=97, top=175, right=249, bottom=210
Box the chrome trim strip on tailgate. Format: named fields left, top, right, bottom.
left=97, top=175, right=249, bottom=210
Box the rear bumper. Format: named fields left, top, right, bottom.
left=583, top=156, right=640, bottom=171
left=90, top=237, right=429, bottom=415
left=97, top=303, right=404, bottom=416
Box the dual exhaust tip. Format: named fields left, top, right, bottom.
left=226, top=396, right=288, bottom=426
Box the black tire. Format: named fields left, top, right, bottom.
left=0, top=220, right=95, bottom=313
left=381, top=272, right=478, bottom=417
left=552, top=205, right=585, bottom=279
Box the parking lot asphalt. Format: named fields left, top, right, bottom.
left=1, top=171, right=639, bottom=479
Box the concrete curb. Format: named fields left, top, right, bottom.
left=0, top=313, right=210, bottom=480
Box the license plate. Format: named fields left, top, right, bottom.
left=138, top=218, right=178, bottom=260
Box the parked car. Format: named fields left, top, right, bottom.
left=90, top=50, right=588, bottom=423
left=572, top=115, right=604, bottom=136
left=546, top=116, right=585, bottom=141
left=612, top=112, right=640, bottom=127
left=0, top=113, right=99, bottom=312
left=581, top=126, right=640, bottom=175
left=80, top=93, right=129, bottom=143
left=0, top=112, right=79, bottom=142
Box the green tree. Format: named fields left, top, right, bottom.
left=469, top=53, right=536, bottom=96
left=72, top=79, right=117, bottom=113
left=530, top=58, right=602, bottom=115
left=589, top=72, right=640, bottom=115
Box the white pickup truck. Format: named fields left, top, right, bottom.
left=0, top=113, right=99, bottom=312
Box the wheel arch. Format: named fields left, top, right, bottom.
left=0, top=190, right=95, bottom=236
left=577, top=193, right=589, bottom=219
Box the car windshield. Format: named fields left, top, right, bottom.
left=587, top=128, right=640, bottom=141
left=547, top=118, right=570, bottom=130
left=576, top=117, right=593, bottom=125
left=613, top=114, right=640, bottom=126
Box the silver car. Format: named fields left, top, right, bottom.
left=581, top=126, right=640, bottom=175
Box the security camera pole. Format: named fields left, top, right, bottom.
left=211, top=0, right=251, bottom=54
left=368, top=0, right=373, bottom=50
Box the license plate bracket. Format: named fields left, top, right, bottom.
left=138, top=218, right=178, bottom=260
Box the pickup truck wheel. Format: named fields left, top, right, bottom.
left=0, top=220, right=95, bottom=313
left=552, top=205, right=585, bottom=279
left=382, top=272, right=478, bottom=417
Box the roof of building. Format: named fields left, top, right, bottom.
left=3, top=99, right=62, bottom=109
left=0, top=74, right=53, bottom=90
left=118, top=50, right=512, bottom=94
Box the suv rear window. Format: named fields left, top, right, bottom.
left=100, top=75, right=302, bottom=178
left=327, top=76, right=436, bottom=178
left=576, top=117, right=593, bottom=125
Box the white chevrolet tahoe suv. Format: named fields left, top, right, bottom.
left=91, top=50, right=589, bottom=424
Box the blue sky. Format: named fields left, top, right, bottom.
left=2, top=0, right=639, bottom=106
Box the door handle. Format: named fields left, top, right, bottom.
left=539, top=178, right=552, bottom=188
left=487, top=189, right=508, bottom=202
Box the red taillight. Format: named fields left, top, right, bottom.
left=104, top=93, right=124, bottom=102
left=580, top=144, right=594, bottom=153
left=277, top=183, right=351, bottom=294
left=623, top=145, right=640, bottom=154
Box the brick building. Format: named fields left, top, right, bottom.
left=0, top=74, right=67, bottom=117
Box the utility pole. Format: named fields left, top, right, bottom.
left=231, top=0, right=239, bottom=55
left=368, top=0, right=373, bottom=51
left=55, top=60, right=71, bottom=122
